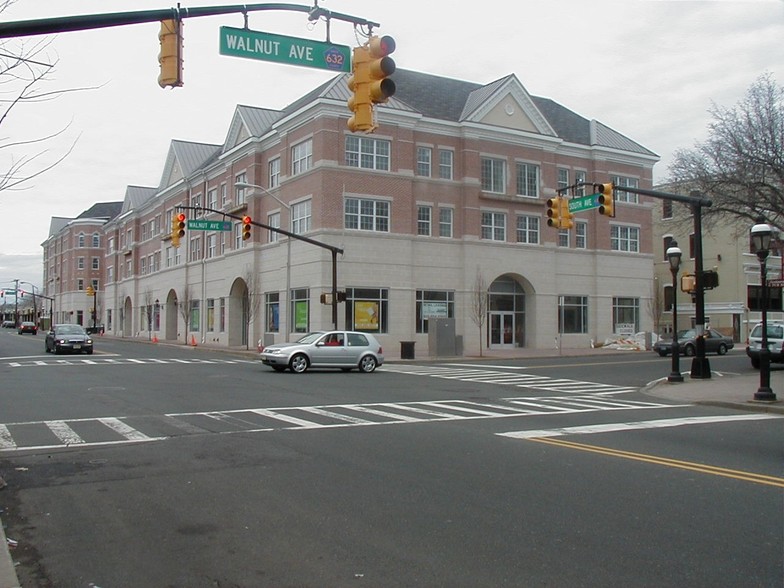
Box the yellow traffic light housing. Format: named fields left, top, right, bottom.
left=171, top=212, right=186, bottom=248
left=546, top=197, right=561, bottom=228
left=347, top=46, right=373, bottom=132
left=559, top=196, right=574, bottom=230
left=596, top=183, right=615, bottom=217
left=242, top=216, right=252, bottom=241
left=158, top=19, right=183, bottom=88
left=347, top=35, right=395, bottom=133
left=367, top=35, right=396, bottom=105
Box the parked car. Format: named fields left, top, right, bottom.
left=1, top=320, right=14, bottom=328
left=260, top=330, right=384, bottom=373
left=17, top=321, right=37, bottom=335
left=746, top=321, right=784, bottom=368
left=45, top=324, right=94, bottom=355
left=653, top=328, right=734, bottom=357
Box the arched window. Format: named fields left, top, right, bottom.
left=92, top=233, right=100, bottom=248
left=78, top=233, right=85, bottom=247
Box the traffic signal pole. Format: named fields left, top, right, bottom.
left=0, top=3, right=380, bottom=39
left=615, top=185, right=714, bottom=379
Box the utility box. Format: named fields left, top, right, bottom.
left=428, top=318, right=461, bottom=358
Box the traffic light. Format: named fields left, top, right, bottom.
left=347, top=46, right=372, bottom=132
left=242, top=216, right=252, bottom=241
left=171, top=212, right=186, bottom=248
left=546, top=196, right=561, bottom=228
left=596, top=183, right=615, bottom=217
left=347, top=35, right=395, bottom=133
left=158, top=19, right=183, bottom=88
left=367, top=35, right=396, bottom=105
left=559, top=196, right=574, bottom=230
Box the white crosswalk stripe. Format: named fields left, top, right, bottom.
left=0, top=395, right=681, bottom=453
left=380, top=364, right=637, bottom=395
left=5, top=357, right=258, bottom=367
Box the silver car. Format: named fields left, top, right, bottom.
left=260, top=331, right=384, bottom=373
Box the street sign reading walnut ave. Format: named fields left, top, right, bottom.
left=219, top=26, right=351, bottom=72
left=187, top=220, right=232, bottom=231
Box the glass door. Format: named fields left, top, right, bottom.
left=489, top=312, right=515, bottom=348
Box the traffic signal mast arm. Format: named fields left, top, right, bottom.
left=174, top=205, right=343, bottom=256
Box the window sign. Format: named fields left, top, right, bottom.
left=354, top=301, right=380, bottom=330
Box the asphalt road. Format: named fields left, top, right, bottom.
left=0, top=332, right=781, bottom=587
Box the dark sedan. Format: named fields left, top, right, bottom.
left=45, top=324, right=94, bottom=355
left=653, top=328, right=734, bottom=357
left=18, top=321, right=37, bottom=335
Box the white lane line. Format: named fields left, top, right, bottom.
left=498, top=414, right=782, bottom=440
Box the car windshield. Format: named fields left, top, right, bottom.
left=677, top=329, right=696, bottom=340
left=57, top=325, right=86, bottom=335
left=296, top=332, right=325, bottom=344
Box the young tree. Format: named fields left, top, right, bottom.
left=177, top=287, right=192, bottom=344
left=142, top=289, right=154, bottom=340
left=667, top=72, right=783, bottom=232
left=469, top=269, right=488, bottom=357
left=243, top=267, right=263, bottom=350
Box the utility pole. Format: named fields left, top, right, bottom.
left=13, top=279, right=18, bottom=327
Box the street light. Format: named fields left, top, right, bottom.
left=666, top=241, right=684, bottom=383
left=235, top=181, right=291, bottom=342
left=750, top=219, right=777, bottom=402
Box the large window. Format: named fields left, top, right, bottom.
left=438, top=149, right=453, bottom=180
left=481, top=157, right=505, bottom=193
left=268, top=157, right=280, bottom=188
left=481, top=211, right=506, bottom=241
left=189, top=300, right=200, bottom=332
left=575, top=221, right=587, bottom=249
left=613, top=297, right=640, bottom=332
left=234, top=172, right=247, bottom=206
left=345, top=287, right=388, bottom=333
left=291, top=200, right=311, bottom=234
left=345, top=136, right=390, bottom=171
left=612, top=175, right=639, bottom=203
left=516, top=163, right=539, bottom=197
left=291, top=139, right=313, bottom=175
left=265, top=292, right=280, bottom=332
left=559, top=295, right=588, bottom=334
left=416, top=147, right=432, bottom=177
left=206, top=298, right=215, bottom=332
left=516, top=215, right=539, bottom=244
left=268, top=212, right=281, bottom=243
left=439, top=208, right=453, bottom=238
left=611, top=225, right=640, bottom=252
left=290, top=288, right=309, bottom=333
left=345, top=197, right=389, bottom=232
left=748, top=285, right=783, bottom=311
left=416, top=290, right=454, bottom=333
left=417, top=205, right=432, bottom=236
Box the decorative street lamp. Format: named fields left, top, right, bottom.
left=750, top=219, right=777, bottom=402
left=666, top=240, right=684, bottom=383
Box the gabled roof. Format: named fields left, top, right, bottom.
left=287, top=68, right=656, bottom=157
left=47, top=217, right=71, bottom=237
left=120, top=186, right=157, bottom=215
left=223, top=105, right=285, bottom=152
left=158, top=139, right=222, bottom=189
left=78, top=201, right=123, bottom=221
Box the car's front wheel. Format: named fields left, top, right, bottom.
left=657, top=350, right=668, bottom=357
left=751, top=356, right=760, bottom=369
left=717, top=343, right=728, bottom=355
left=358, top=355, right=378, bottom=373
left=289, top=353, right=309, bottom=373
left=684, top=344, right=696, bottom=357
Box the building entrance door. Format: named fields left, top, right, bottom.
left=490, top=312, right=515, bottom=348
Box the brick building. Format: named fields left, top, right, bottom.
left=44, top=69, right=659, bottom=355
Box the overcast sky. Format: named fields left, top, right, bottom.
left=1, top=0, right=782, bottom=291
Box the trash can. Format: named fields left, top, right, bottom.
left=400, top=341, right=415, bottom=360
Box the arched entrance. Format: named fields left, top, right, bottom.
left=165, top=289, right=178, bottom=342
left=487, top=275, right=527, bottom=349
left=228, top=278, right=249, bottom=347
left=123, top=297, right=133, bottom=337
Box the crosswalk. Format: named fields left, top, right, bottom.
left=4, top=357, right=258, bottom=367
left=0, top=394, right=680, bottom=453
left=380, top=364, right=638, bottom=395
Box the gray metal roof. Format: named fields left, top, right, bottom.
left=121, top=187, right=157, bottom=214
left=79, top=201, right=123, bottom=221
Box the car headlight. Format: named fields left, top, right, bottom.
left=86, top=339, right=93, bottom=345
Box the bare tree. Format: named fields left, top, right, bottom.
left=469, top=268, right=488, bottom=357
left=0, top=1, right=98, bottom=194
left=647, top=279, right=664, bottom=340
left=243, top=267, right=263, bottom=350
left=177, top=287, right=192, bottom=344
left=142, top=289, right=154, bottom=340
left=667, top=72, right=784, bottom=233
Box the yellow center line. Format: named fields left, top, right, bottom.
left=529, top=437, right=784, bottom=488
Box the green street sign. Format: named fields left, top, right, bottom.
left=568, top=193, right=600, bottom=213
left=187, top=220, right=232, bottom=231
left=219, top=26, right=351, bottom=72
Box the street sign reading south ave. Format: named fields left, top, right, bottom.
left=187, top=220, right=232, bottom=231
left=219, top=27, right=351, bottom=73
left=568, top=193, right=600, bottom=213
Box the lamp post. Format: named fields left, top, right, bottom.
left=750, top=219, right=776, bottom=401
left=236, top=181, right=292, bottom=341
left=666, top=241, right=684, bottom=383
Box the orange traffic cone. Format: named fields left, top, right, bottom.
left=152, top=334, right=158, bottom=343
left=190, top=334, right=197, bottom=346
